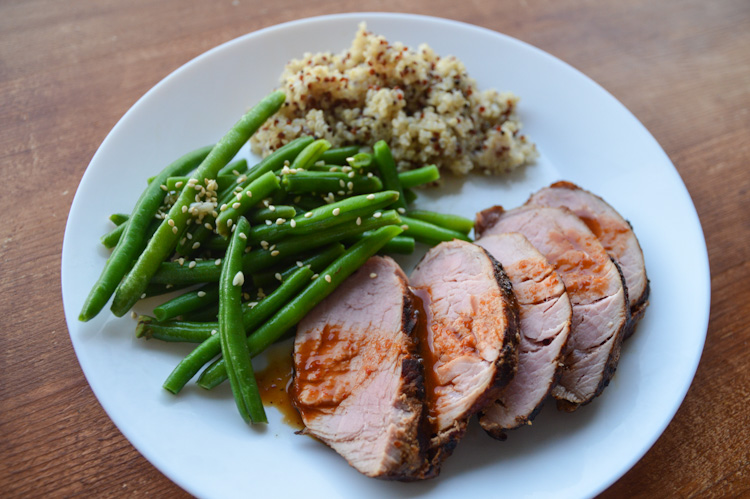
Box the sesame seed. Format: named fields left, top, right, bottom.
left=180, top=237, right=186, bottom=245
left=269, top=244, right=276, bottom=251
left=246, top=191, right=252, bottom=198
left=220, top=204, right=228, bottom=211
left=348, top=172, right=355, bottom=178
left=204, top=222, right=213, bottom=230
left=192, top=242, right=200, bottom=249
left=373, top=212, right=382, bottom=218
left=265, top=220, right=272, bottom=225
left=131, top=311, right=138, bottom=319
left=239, top=232, right=247, bottom=240
left=232, top=169, right=240, bottom=176
left=324, top=274, right=332, bottom=283
left=244, top=247, right=251, bottom=253
left=271, top=250, right=280, bottom=257
left=211, top=329, right=218, bottom=336
left=160, top=184, right=168, bottom=191
left=177, top=258, right=185, bottom=266
left=197, top=291, right=206, bottom=297
left=215, top=259, right=221, bottom=266
left=367, top=172, right=374, bottom=178
left=232, top=202, right=241, bottom=209
left=315, top=160, right=325, bottom=167
left=226, top=219, right=233, bottom=228
left=276, top=218, right=286, bottom=225
left=248, top=302, right=258, bottom=308
left=370, top=273, right=377, bottom=279
left=329, top=166, right=338, bottom=172
left=397, top=207, right=406, bottom=214
left=236, top=193, right=242, bottom=201
left=366, top=194, right=375, bottom=200
left=231, top=224, right=236, bottom=233
left=401, top=224, right=409, bottom=230
left=345, top=157, right=354, bottom=164
left=186, top=233, right=192, bottom=240
left=211, top=210, right=218, bottom=218
left=275, top=273, right=283, bottom=282
left=188, top=261, right=196, bottom=269
left=296, top=261, right=304, bottom=267
left=233, top=271, right=244, bottom=286
left=332, top=208, right=341, bottom=216
left=342, top=166, right=352, bottom=173
left=181, top=205, right=188, bottom=213
left=260, top=240, right=269, bottom=249
left=339, top=179, right=346, bottom=188
left=141, top=293, right=146, bottom=299
left=175, top=181, right=184, bottom=189
left=347, top=181, right=354, bottom=190
left=269, top=205, right=276, bottom=212
left=263, top=199, right=270, bottom=207
left=168, top=219, right=175, bottom=227
left=166, top=284, right=173, bottom=289
left=337, top=190, right=345, bottom=196
left=172, top=226, right=178, bottom=234
left=304, top=212, right=313, bottom=218
left=290, top=219, right=297, bottom=228
left=311, top=274, right=319, bottom=280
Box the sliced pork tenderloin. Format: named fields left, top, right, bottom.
left=291, top=256, right=426, bottom=480
left=410, top=240, right=519, bottom=474
left=528, top=181, right=649, bottom=335
left=475, top=205, right=629, bottom=410
left=475, top=233, right=572, bottom=438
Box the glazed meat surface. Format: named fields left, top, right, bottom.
left=291, top=256, right=425, bottom=480
left=475, top=205, right=629, bottom=409
left=528, top=181, right=649, bottom=332
left=476, top=233, right=572, bottom=437
left=410, top=240, right=519, bottom=472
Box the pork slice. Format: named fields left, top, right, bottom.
left=410, top=240, right=519, bottom=473
left=291, top=256, right=426, bottom=480
left=528, top=181, right=649, bottom=334
left=475, top=233, right=572, bottom=438
left=476, top=205, right=629, bottom=410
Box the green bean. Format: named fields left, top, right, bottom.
left=398, top=164, right=440, bottom=189
left=373, top=140, right=407, bottom=210
left=219, top=217, right=266, bottom=423
left=403, top=188, right=417, bottom=205
left=162, top=266, right=314, bottom=394
left=101, top=223, right=126, bottom=249
left=347, top=233, right=415, bottom=254
left=215, top=171, right=280, bottom=237
left=177, top=138, right=313, bottom=257
left=293, top=195, right=326, bottom=211
left=248, top=191, right=399, bottom=244
left=136, top=317, right=214, bottom=343
left=102, top=217, right=161, bottom=250
left=144, top=282, right=190, bottom=298
left=248, top=205, right=296, bottom=224
left=251, top=243, right=345, bottom=289
left=290, top=139, right=330, bottom=170
left=282, top=171, right=382, bottom=195
left=347, top=152, right=373, bottom=170
left=238, top=136, right=314, bottom=188
left=319, top=145, right=359, bottom=165
left=152, top=284, right=220, bottom=321
left=406, top=209, right=474, bottom=235
left=79, top=144, right=214, bottom=321
left=218, top=158, right=248, bottom=177
left=152, top=210, right=400, bottom=286
left=197, top=225, right=404, bottom=389
left=110, top=90, right=286, bottom=317
left=109, top=213, right=129, bottom=226
left=183, top=304, right=219, bottom=322
left=166, top=175, right=235, bottom=192
left=400, top=215, right=472, bottom=245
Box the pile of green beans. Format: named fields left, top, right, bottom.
left=82, top=90, right=476, bottom=427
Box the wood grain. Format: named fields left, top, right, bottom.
left=1, top=0, right=748, bottom=497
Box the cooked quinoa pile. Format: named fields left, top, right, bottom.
left=251, top=24, right=537, bottom=175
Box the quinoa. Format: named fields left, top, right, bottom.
left=251, top=23, right=537, bottom=176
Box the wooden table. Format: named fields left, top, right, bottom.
left=2, top=0, right=748, bottom=496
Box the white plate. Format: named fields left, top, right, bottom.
left=61, top=13, right=710, bottom=499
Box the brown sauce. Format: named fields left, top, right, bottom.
left=255, top=344, right=304, bottom=430
left=548, top=229, right=608, bottom=297
left=410, top=287, right=439, bottom=430
left=578, top=214, right=630, bottom=256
